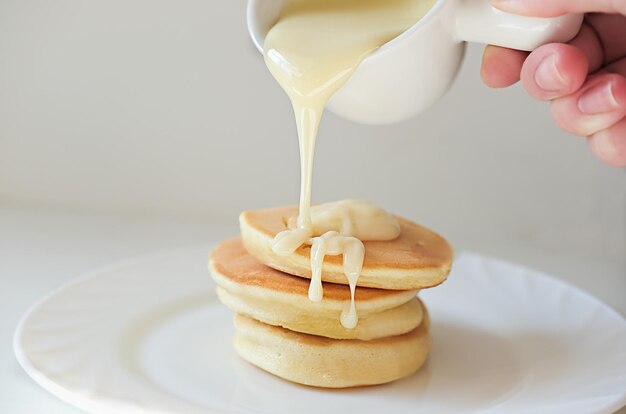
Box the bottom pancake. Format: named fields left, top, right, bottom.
left=233, top=306, right=431, bottom=388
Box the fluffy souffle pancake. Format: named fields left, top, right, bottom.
left=210, top=238, right=422, bottom=340
left=233, top=305, right=431, bottom=388
left=240, top=206, right=453, bottom=290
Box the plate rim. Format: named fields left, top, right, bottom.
left=13, top=245, right=214, bottom=414
left=13, top=247, right=626, bottom=414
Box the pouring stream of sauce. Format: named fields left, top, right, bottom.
left=263, top=0, right=435, bottom=328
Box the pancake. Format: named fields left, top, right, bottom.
left=217, top=287, right=422, bottom=340
left=210, top=238, right=421, bottom=340
left=233, top=305, right=431, bottom=388
left=240, top=205, right=453, bottom=290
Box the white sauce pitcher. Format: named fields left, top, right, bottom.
left=247, top=0, right=583, bottom=124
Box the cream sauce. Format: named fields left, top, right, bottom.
left=264, top=0, right=435, bottom=328
left=272, top=200, right=398, bottom=329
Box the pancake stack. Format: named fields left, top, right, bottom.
left=209, top=205, right=453, bottom=388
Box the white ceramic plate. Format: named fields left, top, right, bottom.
left=14, top=246, right=626, bottom=414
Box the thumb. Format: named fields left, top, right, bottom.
left=490, top=0, right=626, bottom=17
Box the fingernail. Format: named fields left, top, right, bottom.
left=578, top=80, right=619, bottom=115
left=535, top=54, right=567, bottom=91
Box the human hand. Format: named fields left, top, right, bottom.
left=481, top=0, right=626, bottom=167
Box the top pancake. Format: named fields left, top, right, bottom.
left=240, top=205, right=453, bottom=290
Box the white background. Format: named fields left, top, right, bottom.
left=1, top=1, right=625, bottom=412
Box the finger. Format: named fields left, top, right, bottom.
left=569, top=21, right=604, bottom=72
left=519, top=43, right=588, bottom=100
left=585, top=14, right=626, bottom=65
left=550, top=73, right=626, bottom=136
left=588, top=118, right=626, bottom=167
left=588, top=57, right=626, bottom=167
left=481, top=45, right=528, bottom=88
left=482, top=21, right=603, bottom=91
left=606, top=55, right=626, bottom=75
left=491, top=0, right=626, bottom=17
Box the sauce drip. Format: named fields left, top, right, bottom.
left=272, top=200, right=399, bottom=329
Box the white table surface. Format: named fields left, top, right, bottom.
left=1, top=204, right=625, bottom=413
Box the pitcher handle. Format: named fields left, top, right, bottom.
left=455, top=0, right=583, bottom=51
